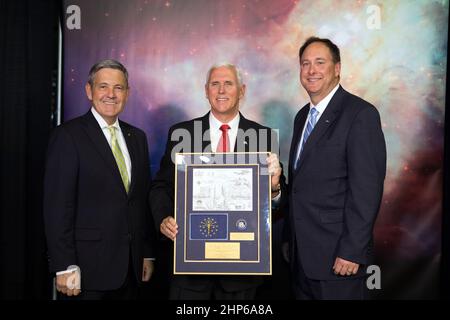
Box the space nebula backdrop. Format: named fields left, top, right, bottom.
left=63, top=0, right=448, bottom=298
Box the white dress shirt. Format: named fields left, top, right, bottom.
left=209, top=112, right=240, bottom=152
left=294, top=84, right=341, bottom=166
left=91, top=107, right=132, bottom=182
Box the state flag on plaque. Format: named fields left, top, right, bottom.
left=190, top=214, right=228, bottom=240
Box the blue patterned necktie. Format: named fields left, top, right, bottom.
left=294, top=107, right=318, bottom=170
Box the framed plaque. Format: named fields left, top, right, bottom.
left=173, top=152, right=272, bottom=275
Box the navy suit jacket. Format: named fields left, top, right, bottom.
left=44, top=111, right=155, bottom=290
left=150, top=111, right=277, bottom=293
left=285, top=86, right=386, bottom=281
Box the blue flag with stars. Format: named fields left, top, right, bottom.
left=190, top=214, right=228, bottom=240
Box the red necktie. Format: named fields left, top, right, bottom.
left=217, top=124, right=230, bottom=152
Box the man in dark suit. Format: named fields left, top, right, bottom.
left=284, top=37, right=386, bottom=299
left=44, top=59, right=155, bottom=299
left=150, top=63, right=282, bottom=299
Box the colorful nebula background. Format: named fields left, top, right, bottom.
left=63, top=0, right=448, bottom=298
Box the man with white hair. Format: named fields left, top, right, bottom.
left=150, top=63, right=282, bottom=299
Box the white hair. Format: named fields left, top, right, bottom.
left=205, top=62, right=243, bottom=87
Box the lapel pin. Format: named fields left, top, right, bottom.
left=127, top=133, right=131, bottom=137
left=325, top=119, right=330, bottom=123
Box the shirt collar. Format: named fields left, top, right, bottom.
left=310, top=84, right=340, bottom=114
left=91, top=107, right=120, bottom=130
left=209, top=112, right=240, bottom=131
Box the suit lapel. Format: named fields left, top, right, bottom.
left=82, top=112, right=128, bottom=196
left=289, top=105, right=309, bottom=174
left=236, top=112, right=251, bottom=152
left=294, top=86, right=346, bottom=173
left=200, top=113, right=212, bottom=152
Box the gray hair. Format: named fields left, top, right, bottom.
left=205, top=63, right=244, bottom=87
left=87, top=59, right=129, bottom=88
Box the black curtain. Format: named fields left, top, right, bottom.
left=442, top=20, right=450, bottom=299
left=0, top=0, right=59, bottom=299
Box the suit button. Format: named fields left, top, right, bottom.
left=127, top=233, right=132, bottom=242
left=293, top=188, right=297, bottom=194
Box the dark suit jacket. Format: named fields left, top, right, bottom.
left=150, top=111, right=276, bottom=293
left=285, top=86, right=386, bottom=281
left=44, top=111, right=155, bottom=291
